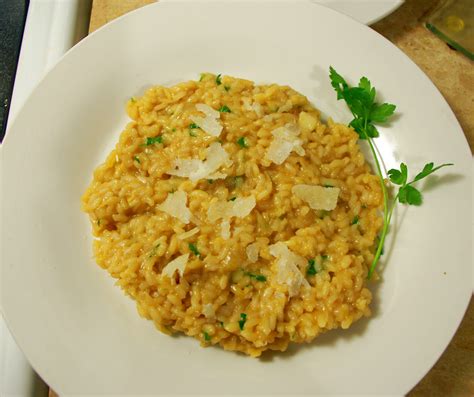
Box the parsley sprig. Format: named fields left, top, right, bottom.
left=329, top=67, right=453, bottom=278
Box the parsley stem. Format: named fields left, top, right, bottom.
left=368, top=193, right=398, bottom=278
left=361, top=120, right=389, bottom=279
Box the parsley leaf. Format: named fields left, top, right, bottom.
left=351, top=215, right=359, bottom=225
left=389, top=162, right=453, bottom=207
left=144, top=136, right=163, bottom=146
left=244, top=272, right=266, bottom=282
left=236, top=137, right=248, bottom=148
left=188, top=243, right=201, bottom=257
left=224, top=85, right=230, bottom=92
left=388, top=163, right=408, bottom=185
left=229, top=196, right=237, bottom=201
left=398, top=184, right=422, bottom=206
left=370, top=103, right=396, bottom=123
left=238, top=313, right=247, bottom=330
left=216, top=74, right=222, bottom=85
left=203, top=331, right=211, bottom=341
left=306, top=259, right=317, bottom=276
left=148, top=243, right=160, bottom=258
left=188, top=123, right=200, bottom=137
left=219, top=105, right=231, bottom=113
left=133, top=156, right=141, bottom=164
left=413, top=162, right=453, bottom=182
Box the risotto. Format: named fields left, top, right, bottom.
left=81, top=74, right=383, bottom=357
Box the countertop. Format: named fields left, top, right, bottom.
left=50, top=0, right=473, bottom=395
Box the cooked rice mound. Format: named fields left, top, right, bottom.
left=81, top=74, right=383, bottom=357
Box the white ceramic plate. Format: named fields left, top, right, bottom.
left=161, top=0, right=404, bottom=25
left=1, top=1, right=471, bottom=395
left=316, top=0, right=403, bottom=24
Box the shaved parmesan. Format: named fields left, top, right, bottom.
left=292, top=184, right=340, bottom=211
left=178, top=227, right=200, bottom=240
left=298, top=111, right=318, bottom=132
left=158, top=190, right=192, bottom=224
left=246, top=242, right=260, bottom=263
left=167, top=142, right=232, bottom=182
left=190, top=103, right=223, bottom=136
left=221, top=219, right=231, bottom=239
left=207, top=196, right=256, bottom=222
left=208, top=196, right=256, bottom=240
left=162, top=253, right=189, bottom=278
left=269, top=242, right=309, bottom=297
left=202, top=303, right=215, bottom=319
left=266, top=123, right=305, bottom=165
left=242, top=97, right=263, bottom=117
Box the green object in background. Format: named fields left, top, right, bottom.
left=426, top=0, right=474, bottom=60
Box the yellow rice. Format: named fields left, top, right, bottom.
left=81, top=74, right=383, bottom=357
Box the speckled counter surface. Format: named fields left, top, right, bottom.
left=50, top=1, right=473, bottom=396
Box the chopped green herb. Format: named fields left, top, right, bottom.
left=238, top=313, right=247, bottom=330
left=224, top=85, right=230, bottom=92
left=172, top=128, right=176, bottom=132
left=133, top=156, right=141, bottom=164
left=216, top=74, right=222, bottom=85
left=225, top=175, right=245, bottom=189
left=148, top=243, right=160, bottom=258
left=130, top=97, right=136, bottom=103
left=219, top=321, right=224, bottom=327
left=321, top=255, right=329, bottom=260
left=236, top=137, right=248, bottom=148
left=144, top=136, right=163, bottom=146
left=351, top=215, right=359, bottom=225
left=188, top=243, right=201, bottom=257
left=244, top=272, right=267, bottom=282
left=229, top=196, right=237, bottom=201
left=319, top=210, right=329, bottom=219
left=97, top=219, right=101, bottom=226
left=199, top=73, right=206, bottom=82
left=188, top=123, right=199, bottom=137
left=307, top=259, right=317, bottom=276
left=207, top=179, right=214, bottom=184
left=203, top=331, right=211, bottom=341
left=329, top=67, right=453, bottom=278
left=218, top=105, right=231, bottom=113
left=324, top=184, right=334, bottom=188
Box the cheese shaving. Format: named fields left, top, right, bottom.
left=269, top=242, right=309, bottom=297
left=190, top=103, right=223, bottom=136
left=158, top=190, right=192, bottom=224
left=265, top=123, right=305, bottom=165
left=246, top=242, right=260, bottom=263
left=208, top=196, right=256, bottom=240
left=207, top=196, right=256, bottom=222
left=242, top=97, right=263, bottom=117
left=178, top=227, right=200, bottom=240
left=202, top=303, right=215, bottom=319
left=221, top=219, right=231, bottom=239
left=161, top=253, right=189, bottom=278
left=292, top=184, right=340, bottom=211
left=167, top=142, right=232, bottom=182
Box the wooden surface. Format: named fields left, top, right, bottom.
left=50, top=1, right=474, bottom=396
